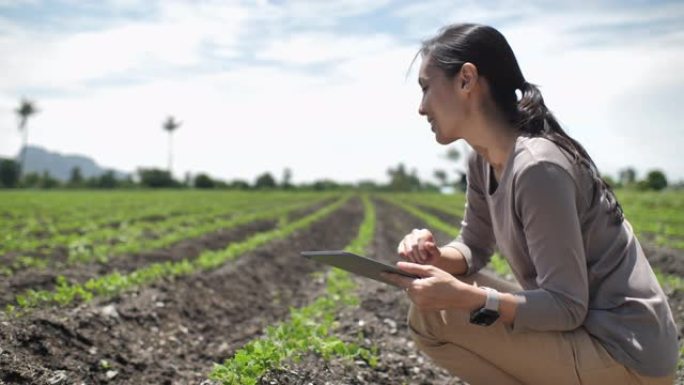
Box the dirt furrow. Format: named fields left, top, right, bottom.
left=258, top=198, right=459, bottom=384
left=0, top=197, right=363, bottom=385
left=413, top=204, right=464, bottom=228
left=0, top=199, right=333, bottom=308
left=259, top=198, right=684, bottom=384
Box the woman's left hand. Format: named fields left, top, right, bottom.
left=382, top=261, right=483, bottom=312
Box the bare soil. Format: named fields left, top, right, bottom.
left=256, top=199, right=684, bottom=384
left=256, top=198, right=462, bottom=385
left=0, top=198, right=362, bottom=384
left=0, top=197, right=681, bottom=385
left=0, top=200, right=331, bottom=308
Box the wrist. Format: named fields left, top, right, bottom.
left=469, top=286, right=501, bottom=326
left=437, top=246, right=468, bottom=276
left=462, top=284, right=488, bottom=311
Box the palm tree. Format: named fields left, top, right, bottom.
left=15, top=98, right=39, bottom=175
left=162, top=116, right=182, bottom=175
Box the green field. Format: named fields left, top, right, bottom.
left=0, top=189, right=682, bottom=383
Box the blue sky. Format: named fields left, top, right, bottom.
left=1, top=0, right=683, bottom=184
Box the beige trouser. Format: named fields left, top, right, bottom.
left=407, top=270, right=675, bottom=385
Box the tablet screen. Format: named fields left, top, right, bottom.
left=301, top=250, right=418, bottom=287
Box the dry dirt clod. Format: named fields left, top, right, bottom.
left=46, top=371, right=68, bottom=385
left=383, top=317, right=398, bottom=334
left=99, top=304, right=119, bottom=319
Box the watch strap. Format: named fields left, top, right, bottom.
left=481, top=286, right=500, bottom=312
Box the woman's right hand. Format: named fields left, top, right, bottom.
left=397, top=228, right=441, bottom=265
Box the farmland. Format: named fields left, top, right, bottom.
left=0, top=190, right=682, bottom=384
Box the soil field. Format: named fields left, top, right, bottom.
left=0, top=197, right=362, bottom=384
left=254, top=198, right=684, bottom=384
left=0, top=191, right=682, bottom=384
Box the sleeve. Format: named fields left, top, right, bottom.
left=445, top=153, right=496, bottom=276
left=511, top=161, right=589, bottom=332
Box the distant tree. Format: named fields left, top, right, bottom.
left=312, top=179, right=340, bottom=191
left=618, top=167, right=636, bottom=187
left=282, top=168, right=293, bottom=189
left=138, top=168, right=177, bottom=188
left=96, top=170, right=118, bottom=188
left=115, top=175, right=136, bottom=189
left=15, top=98, right=39, bottom=176
left=444, top=147, right=468, bottom=191
left=39, top=171, right=59, bottom=189
left=644, top=170, right=668, bottom=191
left=602, top=174, right=619, bottom=189
left=0, top=159, right=20, bottom=188
left=68, top=167, right=84, bottom=187
left=433, top=169, right=448, bottom=187
left=357, top=180, right=379, bottom=191
left=456, top=172, right=467, bottom=192
left=227, top=179, right=250, bottom=190
left=21, top=172, right=41, bottom=188
left=162, top=116, right=182, bottom=175
left=21, top=170, right=58, bottom=188
left=194, top=173, right=215, bottom=189
left=446, top=147, right=460, bottom=163
left=255, top=172, right=277, bottom=189
left=420, top=182, right=441, bottom=193
left=387, top=163, right=421, bottom=191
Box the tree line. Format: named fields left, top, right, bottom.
left=2, top=98, right=676, bottom=192
left=0, top=160, right=438, bottom=191
left=0, top=157, right=675, bottom=192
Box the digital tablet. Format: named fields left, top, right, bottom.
left=301, top=250, right=419, bottom=288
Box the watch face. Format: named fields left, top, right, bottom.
left=469, top=308, right=500, bottom=326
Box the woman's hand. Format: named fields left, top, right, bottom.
left=382, top=262, right=485, bottom=312
left=397, top=228, right=441, bottom=265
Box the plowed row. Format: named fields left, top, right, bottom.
left=0, top=193, right=681, bottom=384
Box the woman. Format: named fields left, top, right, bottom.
left=382, top=23, right=678, bottom=384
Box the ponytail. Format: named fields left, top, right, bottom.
left=420, top=23, right=624, bottom=225
left=516, top=82, right=624, bottom=225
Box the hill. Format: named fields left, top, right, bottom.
left=16, top=145, right=129, bottom=181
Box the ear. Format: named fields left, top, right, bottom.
left=459, top=62, right=479, bottom=91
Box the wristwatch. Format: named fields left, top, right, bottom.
left=469, top=286, right=500, bottom=326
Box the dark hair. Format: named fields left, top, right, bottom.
left=419, top=23, right=623, bottom=224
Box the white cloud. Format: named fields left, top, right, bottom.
left=0, top=0, right=682, bottom=184
left=257, top=32, right=396, bottom=66
left=250, top=0, right=394, bottom=28
left=0, top=38, right=438, bottom=183
left=0, top=2, right=248, bottom=90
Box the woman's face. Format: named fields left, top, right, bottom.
left=417, top=56, right=469, bottom=145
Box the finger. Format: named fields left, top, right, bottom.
left=418, top=228, right=434, bottom=242
left=406, top=238, right=420, bottom=263
left=380, top=272, right=415, bottom=289
left=417, top=229, right=433, bottom=262
left=397, top=240, right=406, bottom=259
left=409, top=234, right=422, bottom=263
left=402, top=239, right=415, bottom=262
left=396, top=261, right=438, bottom=278
left=411, top=229, right=425, bottom=263
left=425, top=241, right=440, bottom=259
left=416, top=236, right=428, bottom=262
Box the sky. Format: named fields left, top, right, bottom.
left=0, top=0, right=683, bottom=185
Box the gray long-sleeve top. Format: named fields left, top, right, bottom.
left=447, top=135, right=678, bottom=377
